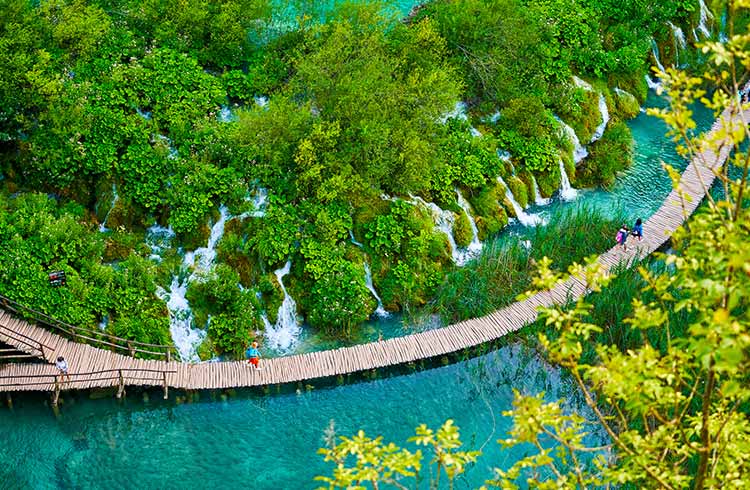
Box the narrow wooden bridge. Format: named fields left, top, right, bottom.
left=0, top=102, right=744, bottom=403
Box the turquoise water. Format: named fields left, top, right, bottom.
left=0, top=345, right=599, bottom=489
left=0, top=75, right=719, bottom=490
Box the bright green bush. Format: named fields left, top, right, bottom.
left=575, top=121, right=633, bottom=188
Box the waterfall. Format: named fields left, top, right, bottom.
left=184, top=205, right=230, bottom=274
left=531, top=176, right=551, bottom=206
left=555, top=116, right=589, bottom=163
left=651, top=40, right=666, bottom=74
left=146, top=224, right=175, bottom=262
left=264, top=260, right=301, bottom=352
left=254, top=96, right=269, bottom=108
left=441, top=101, right=482, bottom=137
left=719, top=10, right=728, bottom=42
left=161, top=206, right=230, bottom=361
left=590, top=94, right=610, bottom=143
left=497, top=176, right=544, bottom=226
left=98, top=315, right=109, bottom=331
left=558, top=159, right=578, bottom=201
left=697, top=0, right=713, bottom=39
left=349, top=230, right=364, bottom=248
left=364, top=262, right=389, bottom=318
left=669, top=21, right=687, bottom=63
left=571, top=77, right=609, bottom=143
left=236, top=187, right=268, bottom=219
left=646, top=75, right=663, bottom=92
left=218, top=105, right=237, bottom=123
left=408, top=195, right=460, bottom=263
left=136, top=108, right=151, bottom=120
left=455, top=189, right=483, bottom=259
left=154, top=134, right=178, bottom=159
left=98, top=184, right=119, bottom=232
left=157, top=275, right=206, bottom=362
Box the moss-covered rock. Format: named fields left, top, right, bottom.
left=536, top=167, right=560, bottom=198
left=613, top=88, right=640, bottom=120
left=453, top=210, right=473, bottom=247
left=506, top=175, right=529, bottom=209
left=103, top=231, right=141, bottom=262
left=569, top=88, right=601, bottom=144
left=260, top=272, right=284, bottom=324
left=575, top=121, right=633, bottom=188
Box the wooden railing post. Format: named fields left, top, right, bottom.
left=162, top=371, right=168, bottom=400
left=166, top=348, right=171, bottom=363
left=127, top=341, right=135, bottom=357
left=38, top=343, right=46, bottom=361
left=116, top=369, right=125, bottom=399
left=52, top=375, right=60, bottom=407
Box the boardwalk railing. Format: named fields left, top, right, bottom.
left=0, top=322, right=52, bottom=360
left=0, top=367, right=177, bottom=405
left=0, top=294, right=176, bottom=361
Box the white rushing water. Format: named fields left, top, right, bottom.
left=236, top=187, right=268, bottom=219
left=531, top=176, right=551, bottom=206
left=590, top=93, right=610, bottom=143
left=497, top=176, right=544, bottom=226
left=571, top=76, right=609, bottom=143
left=455, top=189, right=483, bottom=260
left=218, top=105, right=238, bottom=123
left=651, top=39, right=667, bottom=74
left=558, top=159, right=578, bottom=201
left=363, top=262, right=389, bottom=318
left=408, top=195, right=461, bottom=263
left=697, top=0, right=713, bottom=38
left=184, top=205, right=231, bottom=274
left=264, top=260, right=302, bottom=352
left=160, top=206, right=230, bottom=361
left=646, top=75, right=663, bottom=91
left=669, top=21, right=687, bottom=62
left=98, top=184, right=119, bottom=232
left=158, top=275, right=207, bottom=362
left=441, top=101, right=482, bottom=137
left=254, top=96, right=269, bottom=108
left=146, top=224, right=175, bottom=262
left=555, top=116, right=589, bottom=163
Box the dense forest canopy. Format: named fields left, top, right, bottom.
left=0, top=0, right=729, bottom=358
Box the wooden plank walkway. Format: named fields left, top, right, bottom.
left=0, top=103, right=744, bottom=396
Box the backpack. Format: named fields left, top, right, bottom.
left=616, top=230, right=624, bottom=243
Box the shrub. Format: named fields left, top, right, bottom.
left=453, top=211, right=473, bottom=247
left=575, top=121, right=633, bottom=188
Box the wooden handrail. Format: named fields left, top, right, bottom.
left=0, top=293, right=176, bottom=360
left=0, top=324, right=50, bottom=359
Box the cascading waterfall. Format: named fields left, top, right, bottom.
left=531, top=176, right=551, bottom=206
left=651, top=40, right=667, bottom=74
left=157, top=275, right=206, bottom=362
left=455, top=189, right=483, bottom=260
left=558, top=159, right=578, bottom=201
left=441, top=101, right=482, bottom=137
left=264, top=260, right=302, bottom=352
left=146, top=224, right=175, bottom=262
left=669, top=21, right=687, bottom=63
left=697, top=0, right=713, bottom=39
left=98, top=184, right=119, bottom=232
left=254, top=96, right=269, bottom=108
left=236, top=187, right=268, bottom=219
left=646, top=75, right=663, bottom=91
left=497, top=176, right=544, bottom=226
left=719, top=10, right=728, bottom=42
left=555, top=116, right=589, bottom=163
left=590, top=94, right=610, bottom=143
left=364, top=262, right=389, bottom=318
left=571, top=77, right=610, bottom=143
left=160, top=206, right=230, bottom=361
left=408, top=195, right=461, bottom=263
left=184, top=206, right=231, bottom=274
left=218, top=105, right=237, bottom=123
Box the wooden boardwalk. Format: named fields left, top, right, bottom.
left=0, top=103, right=744, bottom=398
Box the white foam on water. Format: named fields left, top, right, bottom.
left=264, top=260, right=301, bottom=352
left=455, top=189, right=483, bottom=261
left=497, top=176, right=545, bottom=226
left=364, top=261, right=389, bottom=318
left=185, top=205, right=231, bottom=274
left=558, top=159, right=578, bottom=202
left=157, top=276, right=207, bottom=362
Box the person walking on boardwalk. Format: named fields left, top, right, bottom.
left=245, top=341, right=262, bottom=370
left=56, top=356, right=71, bottom=383
left=631, top=218, right=643, bottom=242
left=616, top=224, right=629, bottom=251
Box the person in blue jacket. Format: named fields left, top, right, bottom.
left=245, top=341, right=262, bottom=370
left=632, top=218, right=643, bottom=242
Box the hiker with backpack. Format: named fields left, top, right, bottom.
left=631, top=218, right=643, bottom=242
left=616, top=225, right=629, bottom=251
